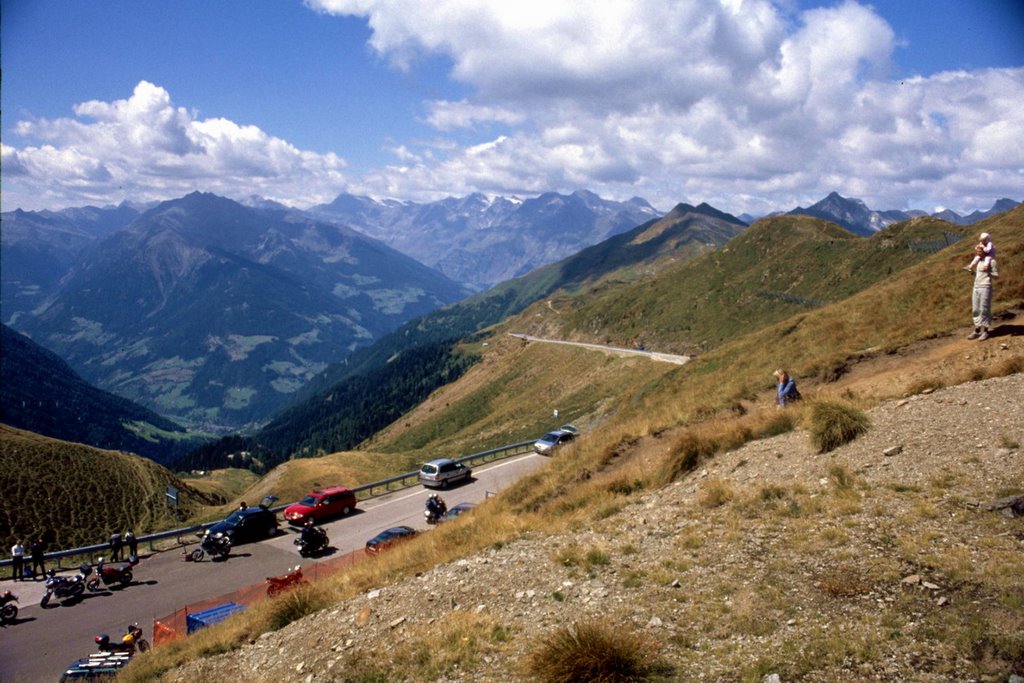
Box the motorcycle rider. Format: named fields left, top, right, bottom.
left=425, top=493, right=447, bottom=521
left=299, top=518, right=325, bottom=550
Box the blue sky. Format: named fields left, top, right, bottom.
left=2, top=0, right=1022, bottom=215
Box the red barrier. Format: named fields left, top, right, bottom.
left=153, top=548, right=366, bottom=645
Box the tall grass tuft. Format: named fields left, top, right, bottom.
left=808, top=401, right=870, bottom=453
left=656, top=431, right=717, bottom=484
left=524, top=620, right=671, bottom=682
left=265, top=583, right=333, bottom=631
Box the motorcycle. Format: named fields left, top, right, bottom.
left=424, top=498, right=447, bottom=525
left=1, top=590, right=18, bottom=624
left=95, top=623, right=150, bottom=656
left=266, top=565, right=307, bottom=597
left=40, top=565, right=91, bottom=607
left=294, top=527, right=329, bottom=557
left=87, top=555, right=138, bottom=591
left=189, top=531, right=231, bottom=562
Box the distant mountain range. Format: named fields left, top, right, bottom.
left=788, top=192, right=1018, bottom=237
left=6, top=192, right=469, bottom=431
left=310, top=190, right=661, bottom=290
left=2, top=188, right=1018, bottom=448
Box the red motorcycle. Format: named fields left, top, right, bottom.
left=266, top=565, right=307, bottom=597
left=1, top=590, right=18, bottom=624
left=87, top=556, right=138, bottom=591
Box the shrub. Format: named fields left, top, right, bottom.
left=808, top=401, right=870, bottom=453
left=657, top=431, right=717, bottom=484
left=265, top=583, right=331, bottom=631
left=524, top=621, right=671, bottom=682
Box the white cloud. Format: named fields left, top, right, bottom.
left=5, top=1, right=1022, bottom=215
left=4, top=81, right=348, bottom=210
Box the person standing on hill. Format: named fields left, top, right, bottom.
left=10, top=540, right=26, bottom=581
left=968, top=244, right=999, bottom=341
left=774, top=369, right=801, bottom=407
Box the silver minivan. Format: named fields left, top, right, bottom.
left=418, top=458, right=472, bottom=488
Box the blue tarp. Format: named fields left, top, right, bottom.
left=186, top=601, right=247, bottom=634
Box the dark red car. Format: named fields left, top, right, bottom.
left=283, top=486, right=357, bottom=526
left=365, top=526, right=417, bottom=556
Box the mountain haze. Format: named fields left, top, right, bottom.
left=311, top=190, right=662, bottom=289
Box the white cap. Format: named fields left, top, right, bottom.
left=980, top=232, right=990, bottom=240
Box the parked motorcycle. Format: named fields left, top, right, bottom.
left=266, top=565, right=307, bottom=597
left=0, top=590, right=18, bottom=624
left=95, top=623, right=150, bottom=656
left=189, top=531, right=231, bottom=562
left=87, top=555, right=138, bottom=591
left=295, top=526, right=329, bottom=557
left=40, top=565, right=91, bottom=607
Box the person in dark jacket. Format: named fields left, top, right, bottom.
left=109, top=532, right=123, bottom=562
left=30, top=538, right=46, bottom=580
left=124, top=530, right=138, bottom=559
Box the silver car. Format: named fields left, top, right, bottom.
left=418, top=458, right=472, bottom=488
left=534, top=427, right=577, bottom=455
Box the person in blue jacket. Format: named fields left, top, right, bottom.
left=774, top=369, right=801, bottom=407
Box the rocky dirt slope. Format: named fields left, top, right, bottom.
left=166, top=370, right=1023, bottom=682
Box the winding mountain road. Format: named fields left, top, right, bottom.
left=508, top=333, right=691, bottom=365
left=0, top=454, right=548, bottom=683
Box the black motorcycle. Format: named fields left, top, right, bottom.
left=0, top=590, right=17, bottom=624
left=295, top=526, right=329, bottom=557
left=41, top=565, right=91, bottom=607
left=87, top=555, right=138, bottom=591
left=190, top=531, right=231, bottom=562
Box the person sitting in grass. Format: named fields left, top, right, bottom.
left=773, top=369, right=801, bottom=407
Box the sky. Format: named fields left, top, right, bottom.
left=2, top=0, right=1023, bottom=216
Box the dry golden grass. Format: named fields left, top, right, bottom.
left=523, top=620, right=672, bottom=683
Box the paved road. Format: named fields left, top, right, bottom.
left=508, top=333, right=691, bottom=365
left=0, top=454, right=547, bottom=683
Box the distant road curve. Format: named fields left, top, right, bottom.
left=508, top=334, right=691, bottom=365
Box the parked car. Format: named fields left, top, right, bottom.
left=283, top=486, right=357, bottom=526
left=418, top=458, right=472, bottom=488
left=205, top=505, right=279, bottom=545
left=365, top=526, right=417, bottom=556
left=534, top=426, right=578, bottom=455
left=440, top=502, right=476, bottom=522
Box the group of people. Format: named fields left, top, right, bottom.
left=771, top=231, right=1000, bottom=407
left=8, top=538, right=46, bottom=581
left=108, top=531, right=139, bottom=562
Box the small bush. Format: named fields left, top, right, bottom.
left=525, top=621, right=671, bottom=682
left=808, top=401, right=870, bottom=453
left=699, top=478, right=734, bottom=509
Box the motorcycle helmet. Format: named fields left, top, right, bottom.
left=95, top=633, right=110, bottom=647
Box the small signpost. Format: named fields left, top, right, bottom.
left=165, top=485, right=179, bottom=518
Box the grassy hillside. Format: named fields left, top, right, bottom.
left=120, top=206, right=1023, bottom=681
left=230, top=204, right=744, bottom=463
left=0, top=425, right=224, bottom=552
left=520, top=214, right=976, bottom=354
